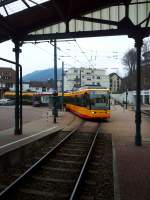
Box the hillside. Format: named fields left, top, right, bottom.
left=23, top=68, right=62, bottom=82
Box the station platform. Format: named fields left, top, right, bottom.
left=0, top=110, right=80, bottom=156
left=100, top=105, right=150, bottom=200
left=0, top=105, right=150, bottom=200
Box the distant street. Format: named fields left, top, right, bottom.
left=0, top=106, right=49, bottom=131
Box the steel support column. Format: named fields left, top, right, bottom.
left=53, top=39, right=57, bottom=123
left=80, top=69, right=81, bottom=87
left=126, top=89, right=128, bottom=109
left=13, top=40, right=22, bottom=135
left=62, top=61, right=64, bottom=110
left=54, top=39, right=57, bottom=92
left=19, top=65, right=22, bottom=134
left=134, top=36, right=143, bottom=146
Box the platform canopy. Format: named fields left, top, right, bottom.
left=0, top=0, right=149, bottom=42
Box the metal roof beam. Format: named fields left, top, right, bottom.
left=138, top=12, right=150, bottom=27
left=75, top=16, right=118, bottom=26
left=146, top=13, right=150, bottom=27
left=21, top=0, right=30, bottom=8
left=52, top=0, right=66, bottom=21
left=0, top=14, right=16, bottom=36
left=23, top=27, right=150, bottom=41
left=3, top=5, right=9, bottom=16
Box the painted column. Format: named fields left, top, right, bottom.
left=19, top=65, right=22, bottom=134
left=13, top=39, right=22, bottom=135
left=53, top=39, right=57, bottom=123
left=62, top=61, right=64, bottom=110
left=134, top=36, right=143, bottom=146
left=142, top=92, right=145, bottom=104
left=54, top=39, right=57, bottom=92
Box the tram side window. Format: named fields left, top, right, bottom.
left=83, top=93, right=90, bottom=108
left=70, top=96, right=74, bottom=104
left=96, top=95, right=108, bottom=105
left=80, top=95, right=85, bottom=106
left=75, top=96, right=81, bottom=106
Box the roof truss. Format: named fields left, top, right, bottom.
left=0, top=0, right=149, bottom=43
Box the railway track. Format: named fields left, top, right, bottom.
left=0, top=121, right=103, bottom=200
left=0, top=129, right=71, bottom=188
left=141, top=110, right=150, bottom=115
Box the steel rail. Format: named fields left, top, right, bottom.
left=141, top=110, right=150, bottom=115
left=0, top=123, right=83, bottom=200
left=69, top=124, right=100, bottom=200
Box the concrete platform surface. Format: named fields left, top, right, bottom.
left=1, top=105, right=150, bottom=200
left=0, top=109, right=78, bottom=155
left=100, top=105, right=150, bottom=200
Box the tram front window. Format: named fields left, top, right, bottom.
left=89, top=91, right=109, bottom=109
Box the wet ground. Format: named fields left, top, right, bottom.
left=0, top=106, right=49, bottom=131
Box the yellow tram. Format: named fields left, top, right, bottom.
left=64, top=86, right=111, bottom=120
left=4, top=91, right=35, bottom=105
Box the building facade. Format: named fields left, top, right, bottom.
left=0, top=67, right=53, bottom=98
left=29, top=81, right=51, bottom=93
left=64, top=67, right=109, bottom=91
left=109, top=73, right=122, bottom=93
left=0, top=67, right=16, bottom=97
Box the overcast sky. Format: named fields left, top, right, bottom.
left=0, top=35, right=135, bottom=77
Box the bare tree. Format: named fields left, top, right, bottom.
left=122, top=39, right=150, bottom=75
left=121, top=38, right=150, bottom=91
left=122, top=48, right=137, bottom=75
left=142, top=38, right=150, bottom=53
left=121, top=48, right=137, bottom=91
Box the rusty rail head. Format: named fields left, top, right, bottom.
left=0, top=122, right=84, bottom=200
left=69, top=124, right=100, bottom=200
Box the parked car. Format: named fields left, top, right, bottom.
left=0, top=98, right=15, bottom=106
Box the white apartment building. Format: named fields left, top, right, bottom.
left=64, top=67, right=109, bottom=91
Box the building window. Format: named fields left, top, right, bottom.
left=97, top=76, right=100, bottom=79
left=42, top=87, right=46, bottom=92
left=10, top=83, right=13, bottom=88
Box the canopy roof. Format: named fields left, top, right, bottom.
left=0, top=0, right=149, bottom=42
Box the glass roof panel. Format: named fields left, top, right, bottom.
left=28, top=1, right=149, bottom=37
left=0, top=6, right=7, bottom=16
left=0, top=0, right=50, bottom=16
left=5, top=1, right=27, bottom=15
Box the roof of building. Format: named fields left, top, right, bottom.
left=22, top=81, right=29, bottom=84
left=109, top=72, right=122, bottom=79
left=0, top=67, right=15, bottom=72
left=29, top=81, right=51, bottom=88
left=0, top=67, right=16, bottom=83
